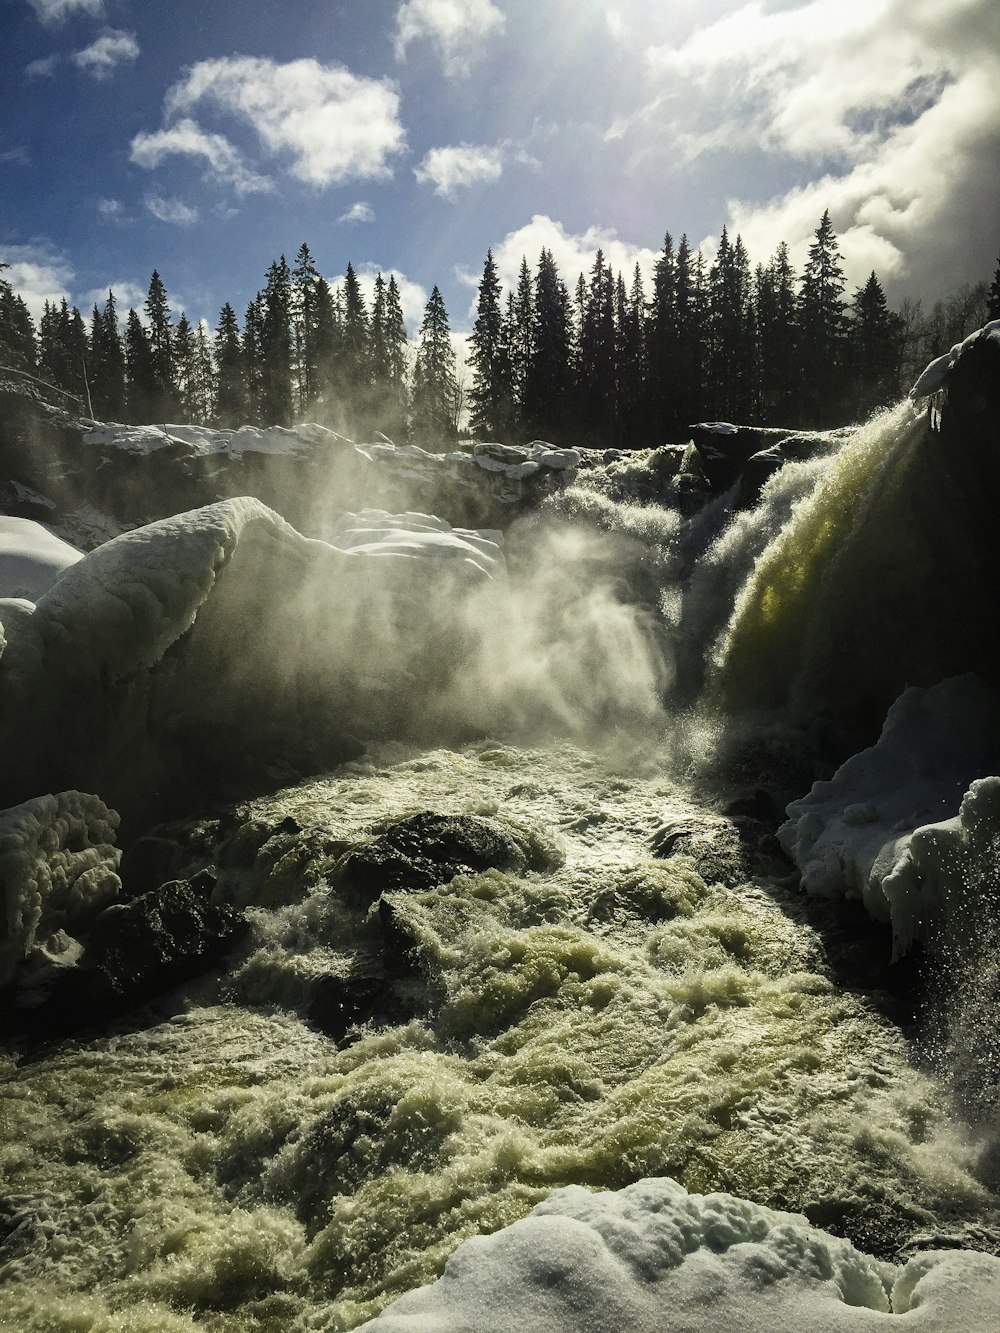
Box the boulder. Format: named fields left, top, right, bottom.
left=331, top=811, right=540, bottom=906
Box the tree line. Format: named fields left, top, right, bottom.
left=2, top=218, right=998, bottom=449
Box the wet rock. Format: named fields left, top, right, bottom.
left=650, top=812, right=788, bottom=886
left=308, top=964, right=414, bottom=1046
left=332, top=811, right=542, bottom=906
left=2, top=878, right=247, bottom=1040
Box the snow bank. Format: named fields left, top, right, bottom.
left=0, top=790, right=120, bottom=986
left=0, top=516, right=82, bottom=599
left=778, top=675, right=1000, bottom=954
left=359, top=1176, right=1000, bottom=1331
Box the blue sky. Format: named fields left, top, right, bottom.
left=3, top=0, right=998, bottom=341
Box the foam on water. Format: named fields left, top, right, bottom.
left=2, top=744, right=995, bottom=1329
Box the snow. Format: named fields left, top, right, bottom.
left=0, top=498, right=515, bottom=818
left=79, top=420, right=351, bottom=458
left=324, top=509, right=505, bottom=580
left=0, top=790, right=120, bottom=986
left=78, top=421, right=581, bottom=480
left=909, top=320, right=1000, bottom=399
left=778, top=675, right=1000, bottom=955
left=359, top=1176, right=1000, bottom=1331
left=0, top=516, right=82, bottom=600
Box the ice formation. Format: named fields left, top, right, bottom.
left=0, top=789, right=120, bottom=985
left=909, top=320, right=1000, bottom=398
left=778, top=675, right=1000, bottom=954
left=0, top=515, right=81, bottom=599
left=360, top=1176, right=1000, bottom=1331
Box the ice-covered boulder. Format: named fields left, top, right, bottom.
left=0, top=516, right=82, bottom=599
left=0, top=498, right=502, bottom=824
left=0, top=791, right=120, bottom=986
left=778, top=675, right=1000, bottom=954
left=359, top=1176, right=1000, bottom=1331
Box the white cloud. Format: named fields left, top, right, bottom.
left=483, top=215, right=660, bottom=309
left=1, top=241, right=73, bottom=323
left=25, top=54, right=60, bottom=77
left=638, top=0, right=1000, bottom=296
left=72, top=29, right=139, bottom=80
left=145, top=194, right=199, bottom=226
left=26, top=0, right=102, bottom=24
left=130, top=118, right=272, bottom=196
left=96, top=197, right=124, bottom=221
left=0, top=145, right=31, bottom=165
left=79, top=279, right=146, bottom=314
left=414, top=143, right=504, bottom=198
left=163, top=56, right=405, bottom=188
left=338, top=201, right=375, bottom=223
left=395, top=0, right=505, bottom=77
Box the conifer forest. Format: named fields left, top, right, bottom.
left=3, top=215, right=999, bottom=448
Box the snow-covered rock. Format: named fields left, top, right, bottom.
left=0, top=498, right=507, bottom=821
left=323, top=509, right=504, bottom=580
left=0, top=515, right=82, bottom=599
left=909, top=320, right=1000, bottom=399
left=778, top=675, right=1000, bottom=954
left=359, top=1176, right=1000, bottom=1331
left=0, top=791, right=120, bottom=986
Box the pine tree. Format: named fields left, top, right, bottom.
left=411, top=285, right=457, bottom=445
left=89, top=290, right=126, bottom=419
left=468, top=249, right=514, bottom=440
left=707, top=227, right=754, bottom=421
left=291, top=242, right=321, bottom=414
left=849, top=271, right=899, bottom=419
left=190, top=321, right=216, bottom=423
left=381, top=274, right=409, bottom=440
left=341, top=261, right=371, bottom=429
left=579, top=249, right=617, bottom=446
left=798, top=210, right=848, bottom=425
left=124, top=308, right=154, bottom=422
left=173, top=313, right=197, bottom=422
left=311, top=277, right=342, bottom=417
left=646, top=232, right=678, bottom=441
left=616, top=265, right=646, bottom=447
left=144, top=270, right=177, bottom=421
left=523, top=247, right=573, bottom=444
left=214, top=303, right=245, bottom=427
left=756, top=243, right=798, bottom=423
left=242, top=297, right=265, bottom=423
left=505, top=257, right=534, bottom=434
left=259, top=257, right=294, bottom=426
left=672, top=237, right=707, bottom=433
left=0, top=265, right=38, bottom=374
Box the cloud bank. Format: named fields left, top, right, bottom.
left=131, top=118, right=272, bottom=197
left=640, top=0, right=1000, bottom=294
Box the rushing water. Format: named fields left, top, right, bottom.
left=2, top=401, right=1000, bottom=1329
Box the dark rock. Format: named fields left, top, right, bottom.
left=2, top=879, right=247, bottom=1040
left=650, top=812, right=789, bottom=886
left=331, top=811, right=535, bottom=906
left=377, top=896, right=423, bottom=973
left=721, top=788, right=783, bottom=822
left=688, top=424, right=795, bottom=492
left=308, top=965, right=413, bottom=1046
left=118, top=834, right=190, bottom=898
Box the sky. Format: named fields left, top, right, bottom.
left=2, top=0, right=998, bottom=343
